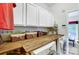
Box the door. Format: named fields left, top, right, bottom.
left=46, top=12, right=53, bottom=27
left=39, top=7, right=47, bottom=27
left=51, top=15, right=54, bottom=27
left=13, top=3, right=24, bottom=26
left=27, top=4, right=38, bottom=26
left=39, top=7, right=54, bottom=27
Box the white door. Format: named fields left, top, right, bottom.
left=46, top=12, right=52, bottom=27
left=51, top=15, right=54, bottom=27
left=27, top=4, right=38, bottom=26
left=13, top=3, right=24, bottom=26
left=45, top=12, right=54, bottom=27
left=39, top=7, right=54, bottom=27
left=39, top=7, right=47, bottom=27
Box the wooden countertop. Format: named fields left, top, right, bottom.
left=0, top=34, right=63, bottom=54
left=0, top=42, right=22, bottom=54
left=22, top=35, right=62, bottom=53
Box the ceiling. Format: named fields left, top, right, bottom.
left=44, top=3, right=56, bottom=7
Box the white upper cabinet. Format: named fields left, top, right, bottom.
left=27, top=4, right=38, bottom=26
left=39, top=7, right=54, bottom=27
left=39, top=7, right=47, bottom=26
left=45, top=12, right=53, bottom=27
left=13, top=3, right=54, bottom=27
left=13, top=3, right=24, bottom=26
left=51, top=15, right=54, bottom=27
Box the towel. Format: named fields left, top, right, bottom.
left=0, top=3, right=16, bottom=30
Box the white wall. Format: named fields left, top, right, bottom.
left=14, top=26, right=47, bottom=32
left=51, top=3, right=79, bottom=35
left=35, top=3, right=52, bottom=12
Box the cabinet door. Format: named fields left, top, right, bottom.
left=39, top=7, right=54, bottom=27
left=27, top=4, right=38, bottom=26
left=13, top=3, right=24, bottom=26
left=51, top=15, right=54, bottom=27
left=45, top=12, right=52, bottom=27
left=39, top=7, right=47, bottom=27
left=44, top=12, right=54, bottom=27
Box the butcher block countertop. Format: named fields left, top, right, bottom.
left=0, top=34, right=63, bottom=54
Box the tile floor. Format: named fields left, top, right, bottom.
left=68, top=43, right=79, bottom=55
left=61, top=43, right=79, bottom=55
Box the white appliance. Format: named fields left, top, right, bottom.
left=31, top=42, right=56, bottom=55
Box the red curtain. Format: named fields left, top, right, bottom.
left=0, top=3, right=16, bottom=30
